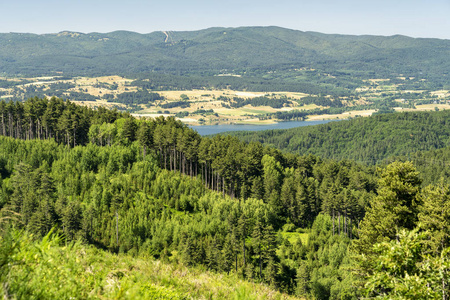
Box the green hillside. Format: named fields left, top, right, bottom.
left=392, top=145, right=450, bottom=186
left=1, top=26, right=449, bottom=85
left=227, top=110, right=450, bottom=163
left=0, top=229, right=298, bottom=299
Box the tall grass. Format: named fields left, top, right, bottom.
left=0, top=229, right=300, bottom=299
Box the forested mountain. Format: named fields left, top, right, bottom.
left=2, top=97, right=450, bottom=299
left=1, top=26, right=449, bottom=83
left=228, top=110, right=450, bottom=163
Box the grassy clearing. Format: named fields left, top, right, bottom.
left=281, top=231, right=310, bottom=246
left=413, top=104, right=450, bottom=111
left=295, top=104, right=321, bottom=110
left=430, top=90, right=450, bottom=98
left=1, top=230, right=300, bottom=300
left=239, top=106, right=277, bottom=114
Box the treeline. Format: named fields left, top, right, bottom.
left=230, top=109, right=450, bottom=163
left=108, top=90, right=164, bottom=105
left=130, top=74, right=351, bottom=97
left=0, top=97, right=130, bottom=147
left=260, top=108, right=347, bottom=121
left=160, top=100, right=190, bottom=109
left=226, top=96, right=290, bottom=109
left=300, top=96, right=343, bottom=108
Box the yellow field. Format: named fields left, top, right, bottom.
left=157, top=89, right=308, bottom=101
left=430, top=90, right=450, bottom=98
left=75, top=75, right=132, bottom=85
left=307, top=109, right=376, bottom=121
left=412, top=104, right=450, bottom=111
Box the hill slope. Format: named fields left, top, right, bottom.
left=0, top=229, right=298, bottom=299
left=1, top=26, right=449, bottom=80
left=227, top=110, right=450, bottom=163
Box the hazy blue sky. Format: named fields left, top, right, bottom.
left=2, top=0, right=450, bottom=39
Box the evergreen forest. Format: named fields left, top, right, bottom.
left=229, top=110, right=450, bottom=165
left=1, top=97, right=450, bottom=299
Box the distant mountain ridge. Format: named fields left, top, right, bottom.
left=0, top=26, right=449, bottom=77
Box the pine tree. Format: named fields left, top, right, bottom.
left=222, top=233, right=234, bottom=274
left=296, top=263, right=310, bottom=297
left=263, top=224, right=278, bottom=285
left=353, top=161, right=422, bottom=285
left=62, top=201, right=82, bottom=241
left=121, top=117, right=137, bottom=145
left=252, top=219, right=264, bottom=279
left=418, top=180, right=450, bottom=254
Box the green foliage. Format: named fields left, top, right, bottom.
left=353, top=162, right=422, bottom=262
left=418, top=180, right=450, bottom=253
left=351, top=161, right=450, bottom=300
left=113, top=90, right=164, bottom=105
left=364, top=229, right=450, bottom=299
left=280, top=214, right=357, bottom=299
left=228, top=96, right=289, bottom=109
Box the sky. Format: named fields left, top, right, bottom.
left=1, top=0, right=450, bottom=39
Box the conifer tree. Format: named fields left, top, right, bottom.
left=353, top=161, right=422, bottom=284
left=418, top=180, right=450, bottom=254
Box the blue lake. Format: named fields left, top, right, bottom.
left=190, top=119, right=339, bottom=136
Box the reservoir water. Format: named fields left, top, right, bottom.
left=190, top=119, right=339, bottom=136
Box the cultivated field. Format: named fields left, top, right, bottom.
left=1, top=75, right=449, bottom=125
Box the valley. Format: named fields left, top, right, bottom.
left=1, top=74, right=449, bottom=126
left=1, top=26, right=450, bottom=299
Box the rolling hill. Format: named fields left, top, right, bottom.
left=227, top=109, right=450, bottom=163
left=1, top=26, right=449, bottom=81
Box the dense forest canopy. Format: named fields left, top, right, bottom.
left=1, top=97, right=450, bottom=299
left=229, top=110, right=450, bottom=164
